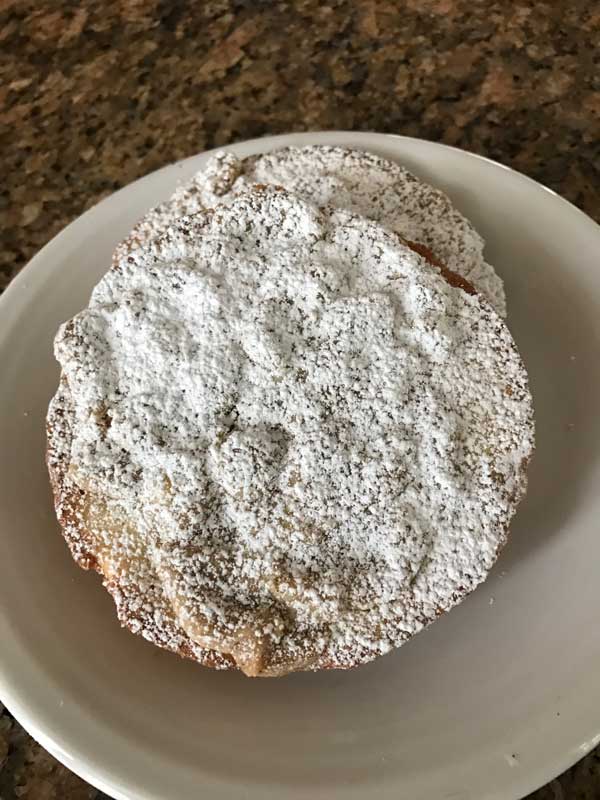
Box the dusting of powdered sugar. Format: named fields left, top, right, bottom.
left=51, top=187, right=533, bottom=676
left=114, top=145, right=506, bottom=316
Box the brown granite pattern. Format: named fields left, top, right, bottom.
left=0, top=0, right=599, bottom=798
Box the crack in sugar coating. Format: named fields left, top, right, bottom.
left=50, top=187, right=533, bottom=676
left=114, top=145, right=506, bottom=317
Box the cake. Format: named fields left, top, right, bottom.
left=114, top=145, right=506, bottom=316
left=47, top=185, right=534, bottom=677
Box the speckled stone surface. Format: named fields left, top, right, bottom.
left=0, top=1, right=599, bottom=798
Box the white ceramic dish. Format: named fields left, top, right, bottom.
left=1, top=132, right=600, bottom=800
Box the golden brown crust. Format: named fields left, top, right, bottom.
left=46, top=381, right=237, bottom=672
left=403, top=239, right=478, bottom=296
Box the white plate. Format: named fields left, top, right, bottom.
left=1, top=132, right=600, bottom=800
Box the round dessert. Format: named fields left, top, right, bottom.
left=48, top=186, right=534, bottom=677
left=114, top=145, right=506, bottom=316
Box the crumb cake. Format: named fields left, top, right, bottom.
left=114, top=145, right=506, bottom=316
left=48, top=186, right=534, bottom=677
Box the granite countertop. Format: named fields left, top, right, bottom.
left=1, top=1, right=599, bottom=798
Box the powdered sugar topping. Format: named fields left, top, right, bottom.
left=115, top=145, right=506, bottom=316
left=51, top=187, right=533, bottom=675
